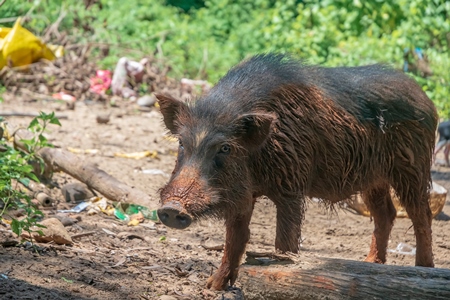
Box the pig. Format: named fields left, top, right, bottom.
left=156, top=53, right=438, bottom=290
left=434, top=120, right=450, bottom=166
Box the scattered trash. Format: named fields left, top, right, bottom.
left=114, top=202, right=159, bottom=222
left=0, top=18, right=57, bottom=70
left=58, top=195, right=158, bottom=224
left=1, top=274, right=8, bottom=279
left=388, top=242, right=416, bottom=256
left=87, top=197, right=113, bottom=216
left=33, top=191, right=54, bottom=207
left=139, top=169, right=169, bottom=177
left=52, top=92, right=76, bottom=102
left=137, top=94, right=156, bottom=107
left=67, top=147, right=99, bottom=155
left=347, top=181, right=447, bottom=218
left=111, top=57, right=148, bottom=98
left=57, top=201, right=90, bottom=213
left=90, top=70, right=112, bottom=94
left=114, top=150, right=157, bottom=160
left=127, top=219, right=141, bottom=226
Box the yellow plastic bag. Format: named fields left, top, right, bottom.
left=0, top=18, right=56, bottom=69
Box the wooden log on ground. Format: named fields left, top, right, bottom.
left=238, top=256, right=450, bottom=300
left=6, top=124, right=156, bottom=208
left=37, top=147, right=156, bottom=208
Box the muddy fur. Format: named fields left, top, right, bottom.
left=157, top=53, right=438, bottom=290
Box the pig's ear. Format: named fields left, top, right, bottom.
left=235, top=113, right=274, bottom=148
left=155, top=93, right=187, bottom=134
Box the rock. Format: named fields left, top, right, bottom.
left=54, top=214, right=78, bottom=226
left=137, top=95, right=156, bottom=107
left=216, top=287, right=245, bottom=300
left=96, top=113, right=111, bottom=124
left=32, top=218, right=73, bottom=245
left=61, top=182, right=95, bottom=203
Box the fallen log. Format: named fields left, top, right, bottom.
left=238, top=256, right=450, bottom=300
left=37, top=147, right=156, bottom=208
left=6, top=124, right=156, bottom=208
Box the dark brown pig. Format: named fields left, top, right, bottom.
left=156, top=53, right=438, bottom=290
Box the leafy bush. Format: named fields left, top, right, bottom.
left=1, top=0, right=448, bottom=117
left=0, top=112, right=61, bottom=241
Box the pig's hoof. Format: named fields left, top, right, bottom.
left=206, top=272, right=230, bottom=290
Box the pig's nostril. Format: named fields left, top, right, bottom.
left=158, top=212, right=170, bottom=223
left=176, top=215, right=191, bottom=226
left=157, top=206, right=192, bottom=230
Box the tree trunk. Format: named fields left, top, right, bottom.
left=238, top=256, right=450, bottom=300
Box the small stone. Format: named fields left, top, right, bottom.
left=61, top=182, right=95, bottom=203
left=96, top=113, right=111, bottom=124
left=137, top=95, right=156, bottom=107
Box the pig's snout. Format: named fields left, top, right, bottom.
left=157, top=201, right=192, bottom=229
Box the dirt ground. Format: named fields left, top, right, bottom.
left=1, top=96, right=450, bottom=300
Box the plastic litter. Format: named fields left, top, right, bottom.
left=57, top=195, right=159, bottom=224
left=111, top=57, right=148, bottom=98
left=388, top=242, right=416, bottom=256
left=140, top=169, right=169, bottom=177
left=114, top=202, right=159, bottom=222
left=90, top=70, right=112, bottom=94
left=0, top=18, right=56, bottom=69
left=114, top=150, right=157, bottom=160
left=57, top=201, right=90, bottom=213
left=52, top=92, right=76, bottom=102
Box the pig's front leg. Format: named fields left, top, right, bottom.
left=206, top=209, right=253, bottom=290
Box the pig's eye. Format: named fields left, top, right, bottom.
left=219, top=144, right=231, bottom=154
left=179, top=140, right=184, bottom=149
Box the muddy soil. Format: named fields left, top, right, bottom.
left=1, top=98, right=450, bottom=300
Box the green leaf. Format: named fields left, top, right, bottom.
left=11, top=219, right=22, bottom=237
left=61, top=277, right=74, bottom=283
left=18, top=177, right=30, bottom=187
left=28, top=118, right=39, bottom=130
left=38, top=134, right=47, bottom=145
left=28, top=172, right=40, bottom=182
left=49, top=117, right=62, bottom=126
left=34, top=230, right=45, bottom=236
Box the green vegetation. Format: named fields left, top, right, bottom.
left=1, top=0, right=449, bottom=116
left=0, top=112, right=61, bottom=241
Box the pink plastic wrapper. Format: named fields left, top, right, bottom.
left=90, top=70, right=112, bottom=94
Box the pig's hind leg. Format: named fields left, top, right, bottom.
left=274, top=198, right=304, bottom=253
left=393, top=177, right=434, bottom=267
left=362, top=183, right=396, bottom=264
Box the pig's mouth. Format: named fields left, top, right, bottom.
left=157, top=201, right=193, bottom=229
